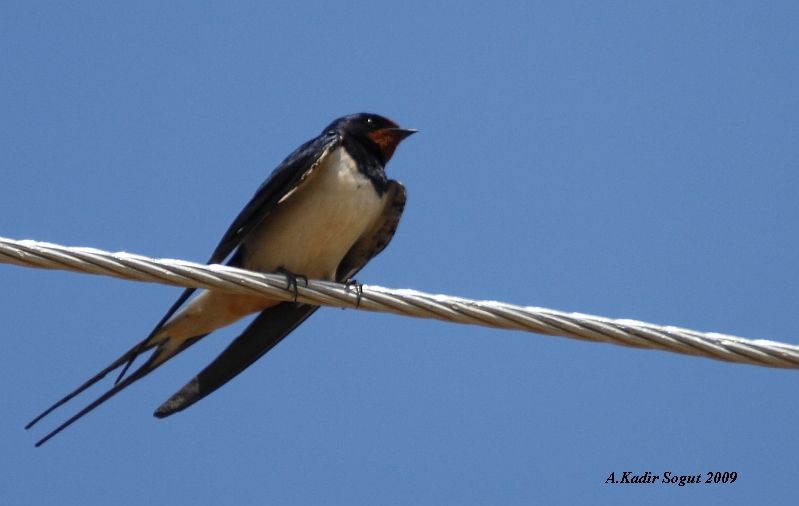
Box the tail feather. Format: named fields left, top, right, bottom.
left=29, top=332, right=207, bottom=447
left=25, top=337, right=159, bottom=430
left=114, top=287, right=197, bottom=385
left=34, top=355, right=158, bottom=447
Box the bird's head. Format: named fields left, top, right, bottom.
left=326, top=113, right=417, bottom=164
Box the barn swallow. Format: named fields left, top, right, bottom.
left=26, top=112, right=415, bottom=446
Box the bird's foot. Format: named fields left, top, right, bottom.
left=343, top=278, right=364, bottom=308
left=276, top=267, right=308, bottom=303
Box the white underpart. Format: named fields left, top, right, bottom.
left=157, top=146, right=386, bottom=344
left=241, top=146, right=384, bottom=279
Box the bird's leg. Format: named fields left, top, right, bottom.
left=276, top=267, right=308, bottom=303
left=343, top=278, right=364, bottom=308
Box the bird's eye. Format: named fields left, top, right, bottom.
left=366, top=117, right=374, bottom=124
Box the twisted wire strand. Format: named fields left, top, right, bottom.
left=2, top=235, right=798, bottom=369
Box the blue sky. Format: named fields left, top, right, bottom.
left=2, top=1, right=798, bottom=504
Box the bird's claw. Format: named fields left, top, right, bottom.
left=344, top=278, right=364, bottom=308
left=277, top=267, right=308, bottom=303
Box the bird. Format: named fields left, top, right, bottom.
left=26, top=112, right=416, bottom=446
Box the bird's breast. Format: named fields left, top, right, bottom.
left=241, top=146, right=386, bottom=280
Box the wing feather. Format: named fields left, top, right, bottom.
left=336, top=180, right=407, bottom=280
left=26, top=130, right=342, bottom=437
left=152, top=180, right=407, bottom=417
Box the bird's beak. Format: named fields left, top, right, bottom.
left=389, top=128, right=418, bottom=140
